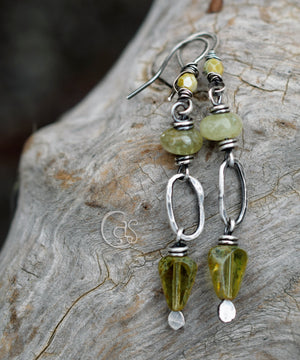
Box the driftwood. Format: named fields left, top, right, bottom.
left=0, top=0, right=300, bottom=359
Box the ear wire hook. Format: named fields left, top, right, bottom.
left=127, top=32, right=218, bottom=100
left=176, top=32, right=218, bottom=68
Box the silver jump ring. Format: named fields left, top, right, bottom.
left=176, top=228, right=184, bottom=242
left=177, top=164, right=190, bottom=179
left=225, top=218, right=236, bottom=235
left=213, top=86, right=226, bottom=94
left=208, top=88, right=223, bottom=106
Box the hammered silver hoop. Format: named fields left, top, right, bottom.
left=166, top=173, right=205, bottom=241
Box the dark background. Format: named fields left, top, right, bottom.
left=0, top=0, right=153, bottom=248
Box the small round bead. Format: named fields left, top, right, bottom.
left=199, top=112, right=243, bottom=141
left=177, top=73, right=198, bottom=93
left=160, top=128, right=203, bottom=155
left=204, top=58, right=224, bottom=75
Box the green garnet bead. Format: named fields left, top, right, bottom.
left=158, top=256, right=197, bottom=311
left=160, top=128, right=203, bottom=155
left=208, top=245, right=247, bottom=300
left=199, top=112, right=243, bottom=141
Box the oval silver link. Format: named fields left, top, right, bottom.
left=166, top=173, right=205, bottom=241
left=219, top=157, right=247, bottom=229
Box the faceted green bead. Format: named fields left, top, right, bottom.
left=208, top=245, right=247, bottom=300
left=158, top=256, right=197, bottom=311
left=199, top=112, right=243, bottom=141
left=160, top=128, right=203, bottom=155
left=203, top=58, right=224, bottom=75
left=177, top=73, right=198, bottom=92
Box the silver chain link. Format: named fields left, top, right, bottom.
left=166, top=171, right=205, bottom=242
left=218, top=149, right=247, bottom=235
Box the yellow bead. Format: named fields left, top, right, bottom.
left=158, top=256, right=198, bottom=311
left=177, top=73, right=198, bottom=92
left=204, top=58, right=224, bottom=75
left=208, top=245, right=248, bottom=300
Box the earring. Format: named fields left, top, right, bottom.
left=128, top=33, right=218, bottom=330
left=200, top=50, right=248, bottom=322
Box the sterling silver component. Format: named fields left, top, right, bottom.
left=205, top=49, right=221, bottom=61
left=127, top=32, right=213, bottom=100
left=171, top=90, right=194, bottom=130
left=210, top=103, right=230, bottom=114
left=218, top=234, right=238, bottom=246
left=175, top=155, right=194, bottom=166
left=166, top=173, right=205, bottom=241
left=225, top=218, right=236, bottom=234
left=218, top=300, right=236, bottom=323
left=207, top=72, right=224, bottom=85
left=172, top=99, right=193, bottom=118
left=168, top=228, right=189, bottom=256
left=176, top=87, right=193, bottom=99
left=219, top=155, right=247, bottom=232
left=168, top=311, right=185, bottom=330
left=176, top=32, right=218, bottom=69
left=168, top=244, right=188, bottom=257
left=219, top=139, right=237, bottom=152
left=180, top=63, right=199, bottom=77
left=207, top=73, right=229, bottom=114
left=208, top=87, right=223, bottom=106
left=173, top=120, right=194, bottom=130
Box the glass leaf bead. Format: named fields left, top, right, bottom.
left=158, top=256, right=197, bottom=311
left=208, top=245, right=247, bottom=300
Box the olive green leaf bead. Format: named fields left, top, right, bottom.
left=158, top=256, right=197, bottom=311
left=208, top=245, right=248, bottom=300
left=199, top=112, right=243, bottom=141
left=160, top=128, right=203, bottom=155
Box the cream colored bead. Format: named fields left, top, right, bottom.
left=204, top=58, right=224, bottom=75
left=177, top=73, right=198, bottom=92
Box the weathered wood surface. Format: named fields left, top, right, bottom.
left=1, top=1, right=300, bottom=359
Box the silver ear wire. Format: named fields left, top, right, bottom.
left=127, top=32, right=218, bottom=100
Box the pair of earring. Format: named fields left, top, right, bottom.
left=127, top=32, right=248, bottom=330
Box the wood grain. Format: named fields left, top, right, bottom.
left=0, top=1, right=299, bottom=359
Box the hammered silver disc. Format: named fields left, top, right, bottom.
left=168, top=311, right=185, bottom=330
left=218, top=300, right=236, bottom=323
